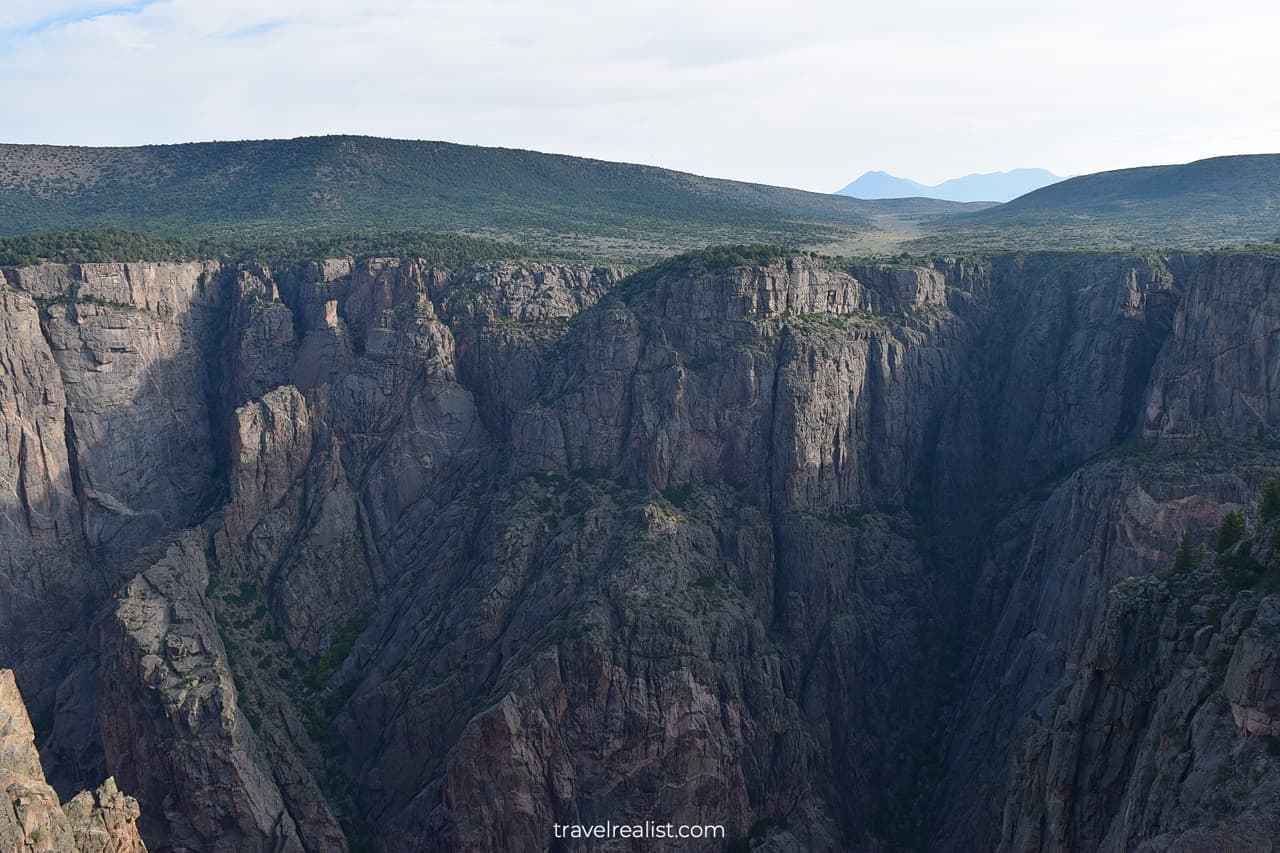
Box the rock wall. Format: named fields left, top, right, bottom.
left=1, top=250, right=1279, bottom=851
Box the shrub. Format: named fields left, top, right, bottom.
left=662, top=482, right=694, bottom=508
left=226, top=580, right=259, bottom=607
left=308, top=614, right=370, bottom=687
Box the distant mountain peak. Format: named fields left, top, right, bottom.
left=837, top=168, right=1063, bottom=203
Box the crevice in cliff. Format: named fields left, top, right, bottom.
left=60, top=407, right=90, bottom=545
left=269, top=261, right=310, bottom=346
left=1115, top=261, right=1187, bottom=445
left=198, top=267, right=240, bottom=526
left=795, top=618, right=830, bottom=701
left=13, top=433, right=34, bottom=533
left=614, top=333, right=644, bottom=479
left=765, top=328, right=790, bottom=629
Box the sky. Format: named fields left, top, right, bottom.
left=2, top=0, right=1279, bottom=193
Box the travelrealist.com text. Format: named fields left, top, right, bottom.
left=552, top=821, right=726, bottom=841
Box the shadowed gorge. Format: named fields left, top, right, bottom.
left=3, top=246, right=1280, bottom=851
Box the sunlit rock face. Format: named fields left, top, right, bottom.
left=1, top=669, right=147, bottom=853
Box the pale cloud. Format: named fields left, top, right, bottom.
left=1, top=0, right=1277, bottom=191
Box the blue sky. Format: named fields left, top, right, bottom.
left=2, top=0, right=1278, bottom=192
left=11, top=1, right=158, bottom=35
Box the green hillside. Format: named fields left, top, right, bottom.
left=911, top=154, right=1280, bottom=251
left=6, top=139, right=1273, bottom=259
left=0, top=136, right=973, bottom=260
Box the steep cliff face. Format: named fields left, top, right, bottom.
left=1, top=249, right=1278, bottom=851
left=3, top=262, right=225, bottom=562
left=997, top=572, right=1280, bottom=853
left=1, top=669, right=147, bottom=852
left=0, top=284, right=92, bottom=721
left=938, top=253, right=1280, bottom=851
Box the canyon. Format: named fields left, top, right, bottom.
left=1, top=247, right=1279, bottom=851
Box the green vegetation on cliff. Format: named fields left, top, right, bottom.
left=1169, top=480, right=1280, bottom=590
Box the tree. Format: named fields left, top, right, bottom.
left=1173, top=533, right=1203, bottom=572
left=1216, top=510, right=1247, bottom=554
left=1261, top=478, right=1280, bottom=524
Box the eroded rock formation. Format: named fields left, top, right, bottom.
left=1, top=669, right=146, bottom=852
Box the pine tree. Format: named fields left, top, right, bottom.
left=1173, top=534, right=1200, bottom=572
left=1261, top=478, right=1280, bottom=524
left=1215, top=510, right=1247, bottom=554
